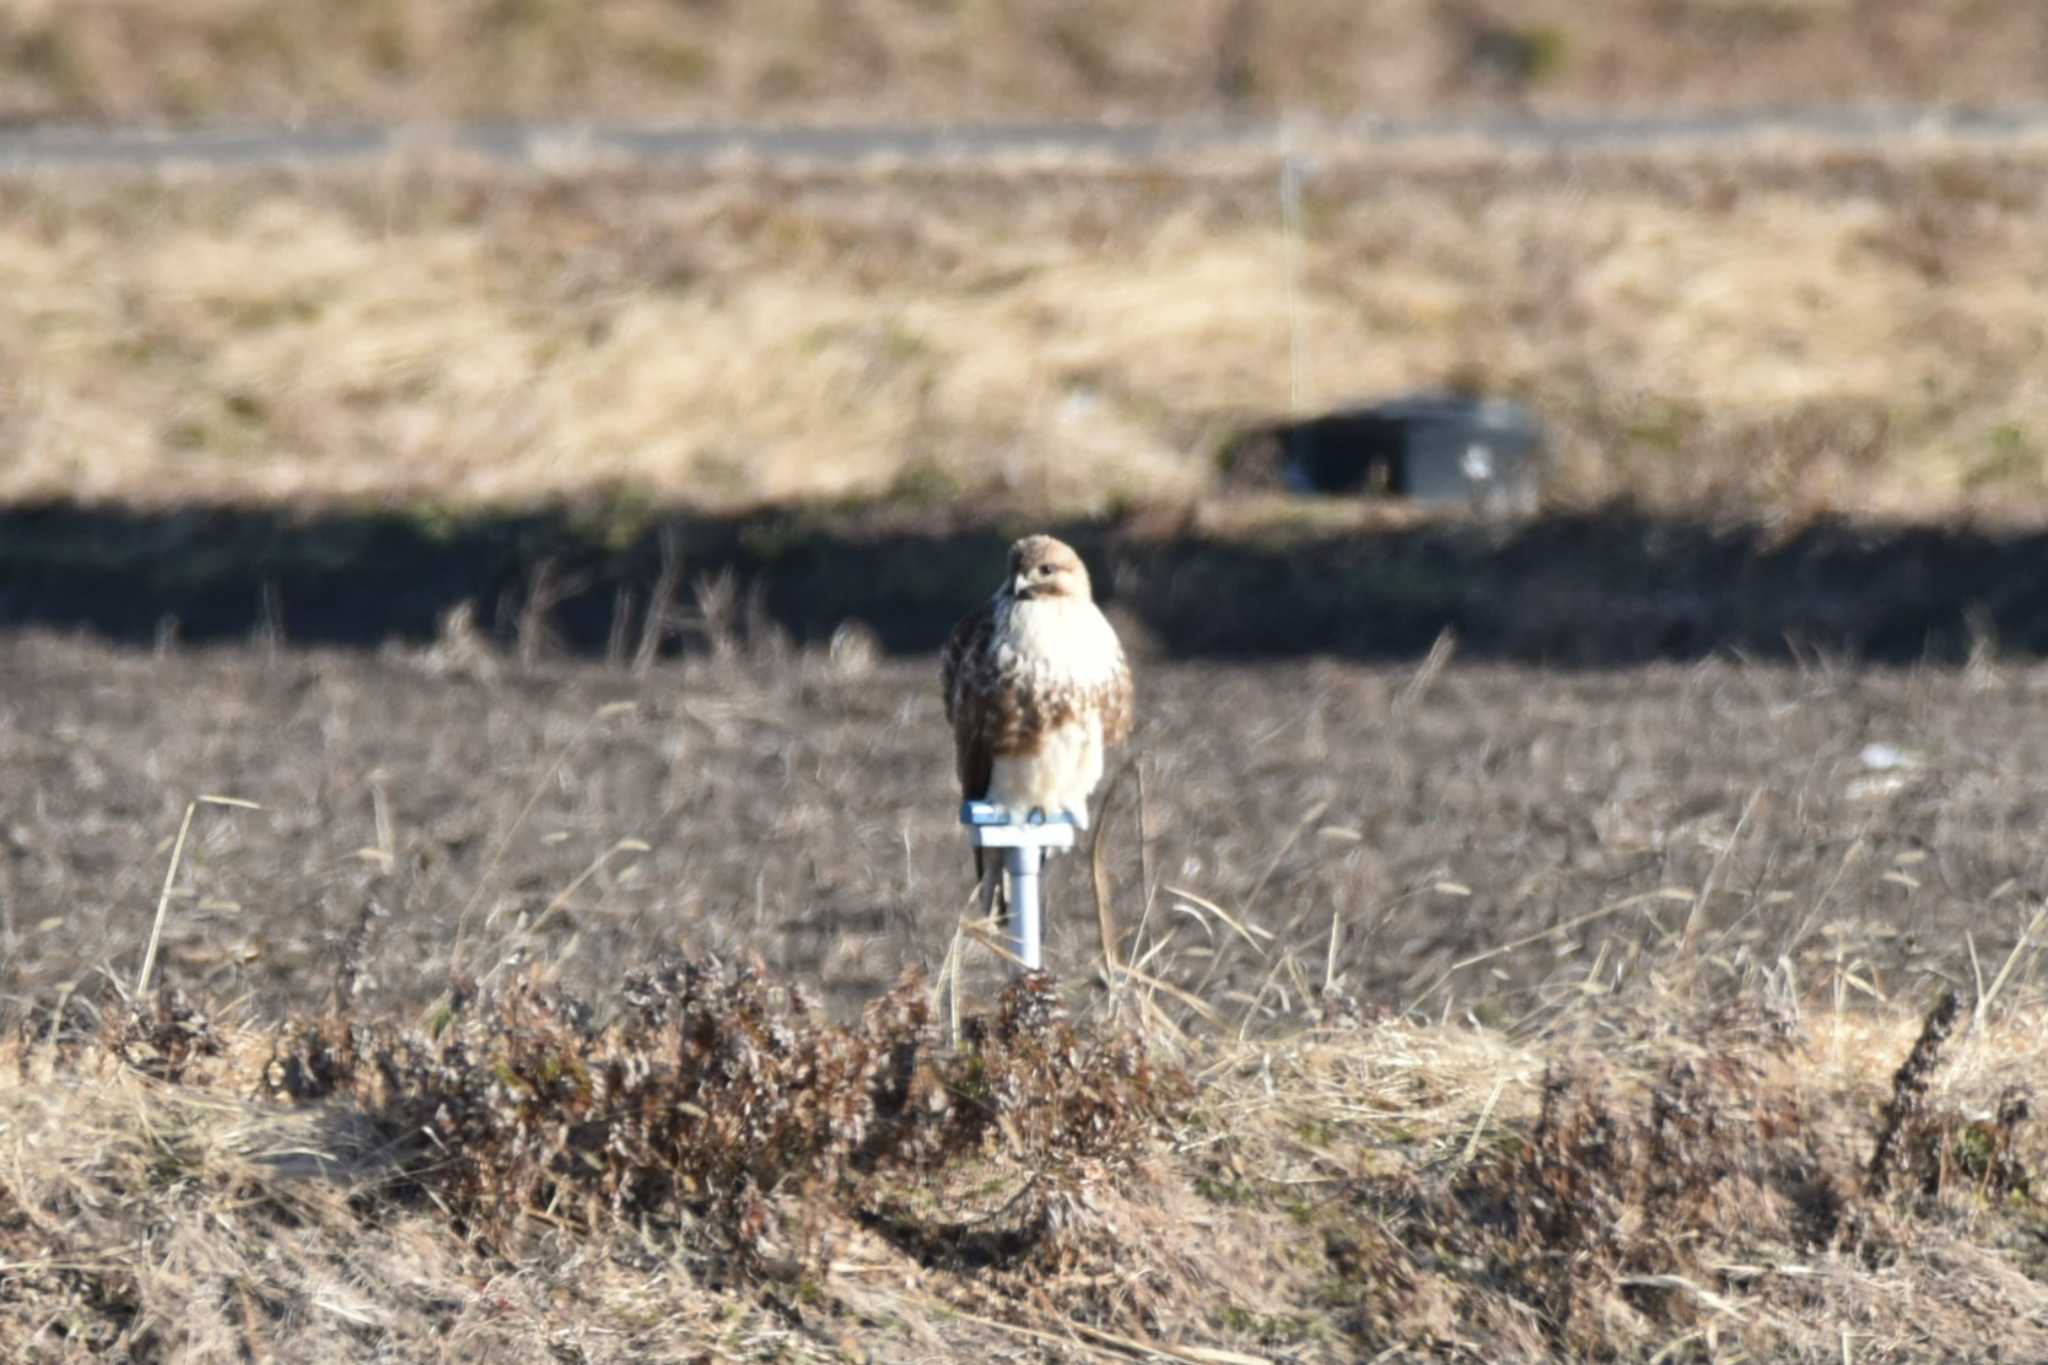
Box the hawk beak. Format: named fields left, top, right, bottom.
left=1011, top=574, right=1034, bottom=598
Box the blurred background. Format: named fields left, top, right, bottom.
left=2, top=1, right=2045, bottom=547
left=4, top=2, right=2048, bottom=654
left=2, top=1, right=2043, bottom=125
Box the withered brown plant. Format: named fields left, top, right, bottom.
left=260, top=956, right=1179, bottom=1269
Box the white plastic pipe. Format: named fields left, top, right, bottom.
left=960, top=801, right=1075, bottom=976
left=1006, top=844, right=1042, bottom=971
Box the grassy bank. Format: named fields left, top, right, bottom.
left=6, top=148, right=2048, bottom=524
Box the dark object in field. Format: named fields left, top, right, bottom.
left=1223, top=392, right=1544, bottom=514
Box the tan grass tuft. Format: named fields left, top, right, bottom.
left=10, top=953, right=2048, bottom=1359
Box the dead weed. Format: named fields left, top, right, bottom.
left=8, top=966, right=2048, bottom=1360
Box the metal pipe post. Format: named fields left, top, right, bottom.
left=1006, top=843, right=1042, bottom=971
left=960, top=801, right=1075, bottom=977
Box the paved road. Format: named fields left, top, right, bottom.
left=3, top=104, right=2047, bottom=173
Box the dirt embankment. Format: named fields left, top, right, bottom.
left=6, top=500, right=2048, bottom=667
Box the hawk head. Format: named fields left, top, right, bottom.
left=1004, top=534, right=1092, bottom=602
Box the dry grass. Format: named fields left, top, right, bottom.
left=0, top=0, right=2042, bottom=125
left=8, top=949, right=2048, bottom=1361
left=7, top=147, right=2048, bottom=522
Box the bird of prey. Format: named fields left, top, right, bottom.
left=941, top=534, right=1133, bottom=915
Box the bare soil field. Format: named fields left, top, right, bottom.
left=6, top=148, right=2048, bottom=523
left=2, top=0, right=2044, bottom=127
left=9, top=633, right=2048, bottom=1360
left=5, top=633, right=2043, bottom=1030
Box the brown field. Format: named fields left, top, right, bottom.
left=1, top=0, right=2045, bottom=126
left=8, top=632, right=2048, bottom=1359
left=7, top=147, right=2048, bottom=524
left=6, top=634, right=2048, bottom=1022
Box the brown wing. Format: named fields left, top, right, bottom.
left=940, top=600, right=997, bottom=801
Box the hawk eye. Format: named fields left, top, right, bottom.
left=1037, top=564, right=1052, bottom=576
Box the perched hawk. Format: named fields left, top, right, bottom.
left=941, top=535, right=1133, bottom=905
